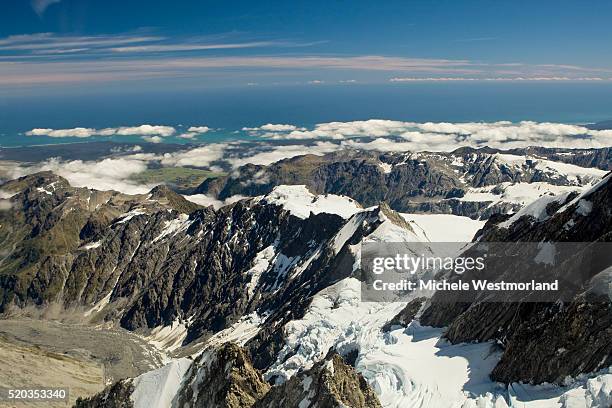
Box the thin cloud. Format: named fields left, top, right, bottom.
left=32, top=48, right=90, bottom=55
left=0, top=33, right=164, bottom=52
left=31, top=0, right=61, bottom=17
left=0, top=55, right=482, bottom=86
left=12, top=157, right=154, bottom=194
left=0, top=32, right=322, bottom=58
left=1, top=31, right=610, bottom=88
left=453, top=37, right=498, bottom=43
left=110, top=41, right=280, bottom=53
left=390, top=76, right=608, bottom=82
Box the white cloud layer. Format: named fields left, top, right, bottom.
left=157, top=144, right=227, bottom=167
left=142, top=136, right=164, bottom=143
left=244, top=124, right=299, bottom=132
left=226, top=142, right=338, bottom=168
left=249, top=119, right=612, bottom=150
left=10, top=119, right=612, bottom=195
left=187, top=126, right=211, bottom=133
left=183, top=193, right=246, bottom=209
left=114, top=125, right=175, bottom=137
left=26, top=124, right=176, bottom=140
left=26, top=127, right=97, bottom=138
left=12, top=157, right=153, bottom=194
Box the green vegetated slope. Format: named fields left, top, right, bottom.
left=130, top=167, right=226, bottom=191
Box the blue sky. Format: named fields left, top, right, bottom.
left=2, top=0, right=612, bottom=92
left=1, top=0, right=612, bottom=143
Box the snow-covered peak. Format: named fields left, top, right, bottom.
left=498, top=191, right=574, bottom=229
left=261, top=185, right=362, bottom=219
left=493, top=153, right=607, bottom=184
left=497, top=171, right=611, bottom=229
left=365, top=210, right=422, bottom=243
left=556, top=172, right=612, bottom=215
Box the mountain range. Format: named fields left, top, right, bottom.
left=0, top=146, right=611, bottom=407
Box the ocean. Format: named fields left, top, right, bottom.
left=1, top=82, right=611, bottom=147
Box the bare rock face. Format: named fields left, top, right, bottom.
left=254, top=353, right=382, bottom=408
left=1, top=171, right=398, bottom=387
left=421, top=172, right=612, bottom=384
left=381, top=297, right=426, bottom=332
left=3, top=155, right=611, bottom=404
left=74, top=380, right=134, bottom=408
left=175, top=343, right=270, bottom=408
left=195, top=147, right=608, bottom=219
left=489, top=297, right=612, bottom=384
left=0, top=171, right=357, bottom=347
left=80, top=344, right=383, bottom=408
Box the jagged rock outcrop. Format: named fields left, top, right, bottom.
left=79, top=344, right=382, bottom=408
left=513, top=146, right=612, bottom=170
left=175, top=343, right=270, bottom=408
left=421, top=173, right=612, bottom=384
left=254, top=352, right=382, bottom=408
left=74, top=380, right=134, bottom=408
left=381, top=297, right=426, bottom=332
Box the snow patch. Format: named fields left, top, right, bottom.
left=508, top=368, right=612, bottom=408
left=152, top=214, right=192, bottom=243
left=557, top=173, right=612, bottom=215
left=534, top=242, right=556, bottom=265
left=494, top=154, right=606, bottom=184
left=146, top=318, right=190, bottom=353
left=265, top=278, right=407, bottom=383
left=82, top=240, right=102, bottom=250
left=36, top=186, right=53, bottom=195
left=131, top=358, right=192, bottom=408
left=332, top=212, right=367, bottom=254
left=261, top=185, right=361, bottom=219
left=576, top=200, right=593, bottom=216
left=246, top=245, right=276, bottom=297
left=379, top=162, right=393, bottom=174
left=498, top=191, right=574, bottom=229
left=83, top=291, right=112, bottom=317
left=0, top=189, right=16, bottom=199
left=265, top=277, right=506, bottom=407
left=366, top=217, right=421, bottom=243
left=83, top=267, right=118, bottom=318
left=203, top=312, right=265, bottom=350
left=116, top=208, right=147, bottom=224
left=461, top=182, right=581, bottom=207
left=400, top=214, right=485, bottom=242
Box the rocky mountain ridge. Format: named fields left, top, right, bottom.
left=196, top=147, right=608, bottom=219
left=2, top=164, right=611, bottom=407
left=0, top=171, right=405, bottom=357
left=76, top=342, right=382, bottom=408
left=421, top=172, right=612, bottom=384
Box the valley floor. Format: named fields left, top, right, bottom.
left=0, top=318, right=166, bottom=406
